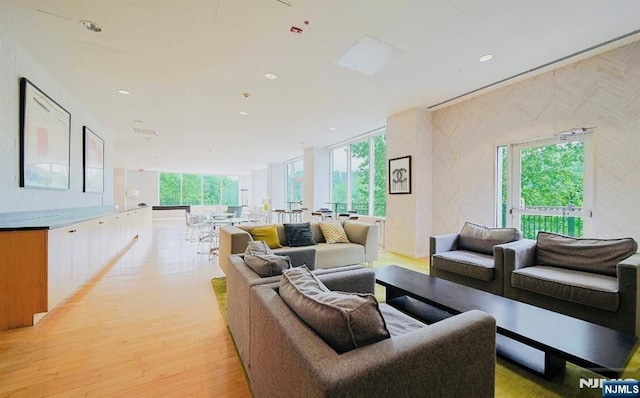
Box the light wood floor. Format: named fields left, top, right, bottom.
left=0, top=219, right=251, bottom=397
left=2, top=219, right=638, bottom=398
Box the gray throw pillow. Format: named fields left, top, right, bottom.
left=279, top=266, right=390, bottom=354
left=244, top=254, right=292, bottom=277
left=458, top=222, right=520, bottom=255
left=245, top=240, right=274, bottom=256
left=536, top=232, right=638, bottom=276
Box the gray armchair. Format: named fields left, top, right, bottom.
left=503, top=232, right=640, bottom=335
left=430, top=222, right=522, bottom=295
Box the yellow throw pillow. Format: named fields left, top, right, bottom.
left=249, top=225, right=283, bottom=249
left=319, top=222, right=350, bottom=244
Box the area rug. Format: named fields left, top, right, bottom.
left=211, top=277, right=227, bottom=320
left=210, top=276, right=639, bottom=397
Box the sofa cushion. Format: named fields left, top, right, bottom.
left=314, top=243, right=365, bottom=268
left=432, top=250, right=495, bottom=282
left=283, top=222, right=316, bottom=247
left=248, top=225, right=283, bottom=249
left=319, top=221, right=350, bottom=243
left=458, top=222, right=520, bottom=255
left=512, top=266, right=619, bottom=311
left=536, top=232, right=638, bottom=277
left=279, top=266, right=390, bottom=354
left=244, top=254, right=292, bottom=277
left=379, top=303, right=426, bottom=337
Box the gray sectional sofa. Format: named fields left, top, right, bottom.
left=248, top=272, right=496, bottom=398
left=226, top=251, right=371, bottom=368
left=219, top=220, right=378, bottom=274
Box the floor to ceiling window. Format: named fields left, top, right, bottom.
left=330, top=131, right=386, bottom=216
left=497, top=130, right=593, bottom=238
left=159, top=172, right=239, bottom=206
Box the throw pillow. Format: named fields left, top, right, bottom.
left=536, top=232, right=638, bottom=277
left=279, top=266, right=390, bottom=354
left=244, top=240, right=274, bottom=256
left=319, top=221, right=350, bottom=244
left=249, top=225, right=283, bottom=249
left=283, top=222, right=316, bottom=247
left=458, top=222, right=520, bottom=255
left=244, top=253, right=292, bottom=277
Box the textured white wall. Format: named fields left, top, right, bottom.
left=251, top=168, right=268, bottom=208
left=303, top=147, right=331, bottom=215
left=386, top=107, right=433, bottom=257
left=0, top=31, right=114, bottom=213
left=113, top=168, right=126, bottom=210
left=431, top=41, right=640, bottom=242
left=125, top=169, right=159, bottom=209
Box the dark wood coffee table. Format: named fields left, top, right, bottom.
left=376, top=265, right=638, bottom=379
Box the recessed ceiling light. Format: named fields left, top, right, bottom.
left=118, top=89, right=131, bottom=95
left=264, top=73, right=278, bottom=80
left=80, top=20, right=102, bottom=32
left=478, top=54, right=494, bottom=63
left=329, top=127, right=337, bottom=131
left=239, top=111, right=249, bottom=116
left=133, top=119, right=143, bottom=123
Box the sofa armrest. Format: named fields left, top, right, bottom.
left=315, top=266, right=375, bottom=294
left=250, top=287, right=496, bottom=398
left=219, top=225, right=252, bottom=274
left=503, top=239, right=537, bottom=270
left=617, top=253, right=640, bottom=335
left=430, top=233, right=460, bottom=256
left=273, top=247, right=316, bottom=270
left=226, top=254, right=281, bottom=366
left=343, top=220, right=378, bottom=262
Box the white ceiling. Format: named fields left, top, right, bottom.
left=1, top=0, right=639, bottom=175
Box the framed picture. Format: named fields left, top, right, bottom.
left=19, top=77, right=71, bottom=190
left=388, top=155, right=412, bottom=194
left=83, top=126, right=104, bottom=193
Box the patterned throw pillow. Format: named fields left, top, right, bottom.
left=319, top=221, right=350, bottom=244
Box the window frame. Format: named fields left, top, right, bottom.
left=497, top=131, right=594, bottom=236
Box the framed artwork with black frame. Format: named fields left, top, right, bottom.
left=83, top=126, right=104, bottom=193
left=388, top=155, right=411, bottom=194
left=19, top=77, right=71, bottom=190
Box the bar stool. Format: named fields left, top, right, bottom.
left=289, top=209, right=303, bottom=223
left=273, top=209, right=287, bottom=223
left=311, top=212, right=323, bottom=222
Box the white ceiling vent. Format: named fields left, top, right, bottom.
left=132, top=127, right=159, bottom=136
left=336, top=35, right=404, bottom=76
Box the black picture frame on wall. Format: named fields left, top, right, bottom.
left=388, top=155, right=411, bottom=194
left=19, top=77, right=71, bottom=190
left=83, top=126, right=104, bottom=193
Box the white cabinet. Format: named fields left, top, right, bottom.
left=47, top=227, right=74, bottom=310
left=46, top=207, right=151, bottom=314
